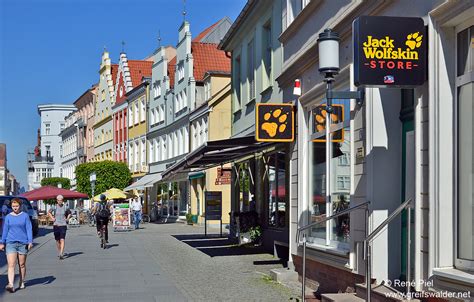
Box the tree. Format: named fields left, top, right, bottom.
left=76, top=161, right=132, bottom=198
left=40, top=177, right=72, bottom=205
left=41, top=177, right=71, bottom=189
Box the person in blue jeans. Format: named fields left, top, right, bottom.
left=130, top=198, right=142, bottom=229
left=0, top=198, right=33, bottom=293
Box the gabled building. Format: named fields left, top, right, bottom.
left=141, top=18, right=231, bottom=219
left=112, top=53, right=152, bottom=164
left=73, top=85, right=97, bottom=163
left=93, top=51, right=118, bottom=162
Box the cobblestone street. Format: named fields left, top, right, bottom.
left=0, top=223, right=299, bottom=302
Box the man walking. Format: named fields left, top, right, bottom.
left=130, top=198, right=142, bottom=229
left=48, top=195, right=71, bottom=260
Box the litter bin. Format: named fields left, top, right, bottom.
left=191, top=215, right=198, bottom=224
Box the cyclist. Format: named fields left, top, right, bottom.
left=91, top=194, right=112, bottom=245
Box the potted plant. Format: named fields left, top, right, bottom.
left=185, top=213, right=193, bottom=225
left=249, top=225, right=262, bottom=245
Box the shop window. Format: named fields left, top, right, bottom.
left=308, top=98, right=351, bottom=247
left=457, top=24, right=474, bottom=268
left=264, top=152, right=287, bottom=228
left=237, top=162, right=253, bottom=212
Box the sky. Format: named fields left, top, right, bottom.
left=0, top=0, right=246, bottom=189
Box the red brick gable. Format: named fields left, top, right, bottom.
left=115, top=73, right=127, bottom=105
left=111, top=64, right=118, bottom=86
left=168, top=56, right=177, bottom=88
left=127, top=60, right=152, bottom=87
left=191, top=42, right=230, bottom=82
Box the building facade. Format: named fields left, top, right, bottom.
left=219, top=0, right=287, bottom=255
left=189, top=71, right=232, bottom=225
left=59, top=111, right=80, bottom=188
left=73, top=85, right=97, bottom=163
left=275, top=0, right=474, bottom=298
left=93, top=51, right=117, bottom=162
left=0, top=144, right=7, bottom=195
left=29, top=104, right=76, bottom=190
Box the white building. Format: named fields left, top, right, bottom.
left=59, top=111, right=80, bottom=188
left=29, top=104, right=76, bottom=190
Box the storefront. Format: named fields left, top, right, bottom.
left=276, top=0, right=474, bottom=298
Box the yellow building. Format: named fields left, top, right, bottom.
left=189, top=72, right=232, bottom=224
left=93, top=51, right=117, bottom=161
left=127, top=80, right=150, bottom=182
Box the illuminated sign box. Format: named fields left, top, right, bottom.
left=256, top=103, right=295, bottom=142
left=353, top=16, right=427, bottom=87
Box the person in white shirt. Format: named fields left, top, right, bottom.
left=130, top=198, right=142, bottom=229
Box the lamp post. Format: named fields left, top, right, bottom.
left=90, top=172, right=96, bottom=207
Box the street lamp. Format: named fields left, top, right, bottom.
left=317, top=29, right=365, bottom=242
left=90, top=172, right=96, bottom=206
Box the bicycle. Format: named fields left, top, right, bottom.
left=99, top=223, right=107, bottom=249
left=141, top=214, right=150, bottom=223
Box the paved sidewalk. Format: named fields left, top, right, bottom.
left=0, top=222, right=299, bottom=302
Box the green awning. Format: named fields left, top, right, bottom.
left=189, top=172, right=205, bottom=180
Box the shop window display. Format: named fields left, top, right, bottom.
left=308, top=99, right=351, bottom=247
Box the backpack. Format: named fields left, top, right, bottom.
left=97, top=202, right=110, bottom=219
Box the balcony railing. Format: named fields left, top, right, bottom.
left=35, top=156, right=54, bottom=163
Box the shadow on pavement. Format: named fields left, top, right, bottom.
left=172, top=234, right=267, bottom=257
left=35, top=227, right=54, bottom=239
left=253, top=259, right=286, bottom=265
left=65, top=252, right=83, bottom=258
left=106, top=244, right=119, bottom=249
left=25, top=275, right=56, bottom=287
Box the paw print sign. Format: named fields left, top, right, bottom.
left=256, top=103, right=295, bottom=142
left=312, top=104, right=344, bottom=143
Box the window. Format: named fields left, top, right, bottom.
left=175, top=94, right=180, bottom=113
left=154, top=139, right=159, bottom=162
left=134, top=102, right=139, bottom=125
left=308, top=98, right=351, bottom=247
left=262, top=21, right=272, bottom=88
left=338, top=152, right=350, bottom=166
left=182, top=89, right=187, bottom=110
left=45, top=145, right=51, bottom=158
left=141, top=139, right=146, bottom=166
left=160, top=105, right=165, bottom=122
left=173, top=131, right=178, bottom=157
left=128, top=107, right=133, bottom=127
left=184, top=126, right=189, bottom=153
left=129, top=143, right=133, bottom=170
left=35, top=169, right=40, bottom=182
left=457, top=24, right=474, bottom=268
left=287, top=0, right=311, bottom=25
left=177, top=62, right=184, bottom=81
left=60, top=122, right=65, bottom=132
left=149, top=140, right=154, bottom=163
left=134, top=141, right=139, bottom=171
left=157, top=83, right=161, bottom=98
left=336, top=176, right=350, bottom=190
left=265, top=152, right=287, bottom=228
left=162, top=136, right=166, bottom=160
left=247, top=39, right=255, bottom=101
left=204, top=79, right=211, bottom=101
left=140, top=99, right=146, bottom=122
left=151, top=108, right=156, bottom=125
left=234, top=56, right=241, bottom=109
left=45, top=123, right=51, bottom=135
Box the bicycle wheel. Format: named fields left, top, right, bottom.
left=142, top=214, right=150, bottom=223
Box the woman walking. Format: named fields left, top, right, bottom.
left=0, top=198, right=33, bottom=293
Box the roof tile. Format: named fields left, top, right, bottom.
left=191, top=42, right=230, bottom=82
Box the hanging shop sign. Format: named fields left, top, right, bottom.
left=353, top=16, right=426, bottom=87
left=215, top=168, right=231, bottom=185
left=312, top=104, right=344, bottom=143
left=256, top=103, right=295, bottom=142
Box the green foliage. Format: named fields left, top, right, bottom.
left=186, top=213, right=193, bottom=224
left=249, top=225, right=262, bottom=243
left=41, top=177, right=71, bottom=189
left=76, top=161, right=132, bottom=198
left=40, top=177, right=71, bottom=204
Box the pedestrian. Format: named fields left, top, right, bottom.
left=130, top=198, right=142, bottom=229
left=48, top=195, right=71, bottom=260
left=0, top=198, right=33, bottom=293
left=91, top=194, right=112, bottom=247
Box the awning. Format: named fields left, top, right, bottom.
left=124, top=173, right=162, bottom=191
left=161, top=136, right=276, bottom=180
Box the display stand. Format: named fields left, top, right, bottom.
left=112, top=202, right=131, bottom=232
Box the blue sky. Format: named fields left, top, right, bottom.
left=0, top=0, right=246, bottom=188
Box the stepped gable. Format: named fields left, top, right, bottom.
left=191, top=42, right=231, bottom=82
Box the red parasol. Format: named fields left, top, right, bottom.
left=21, top=186, right=88, bottom=201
